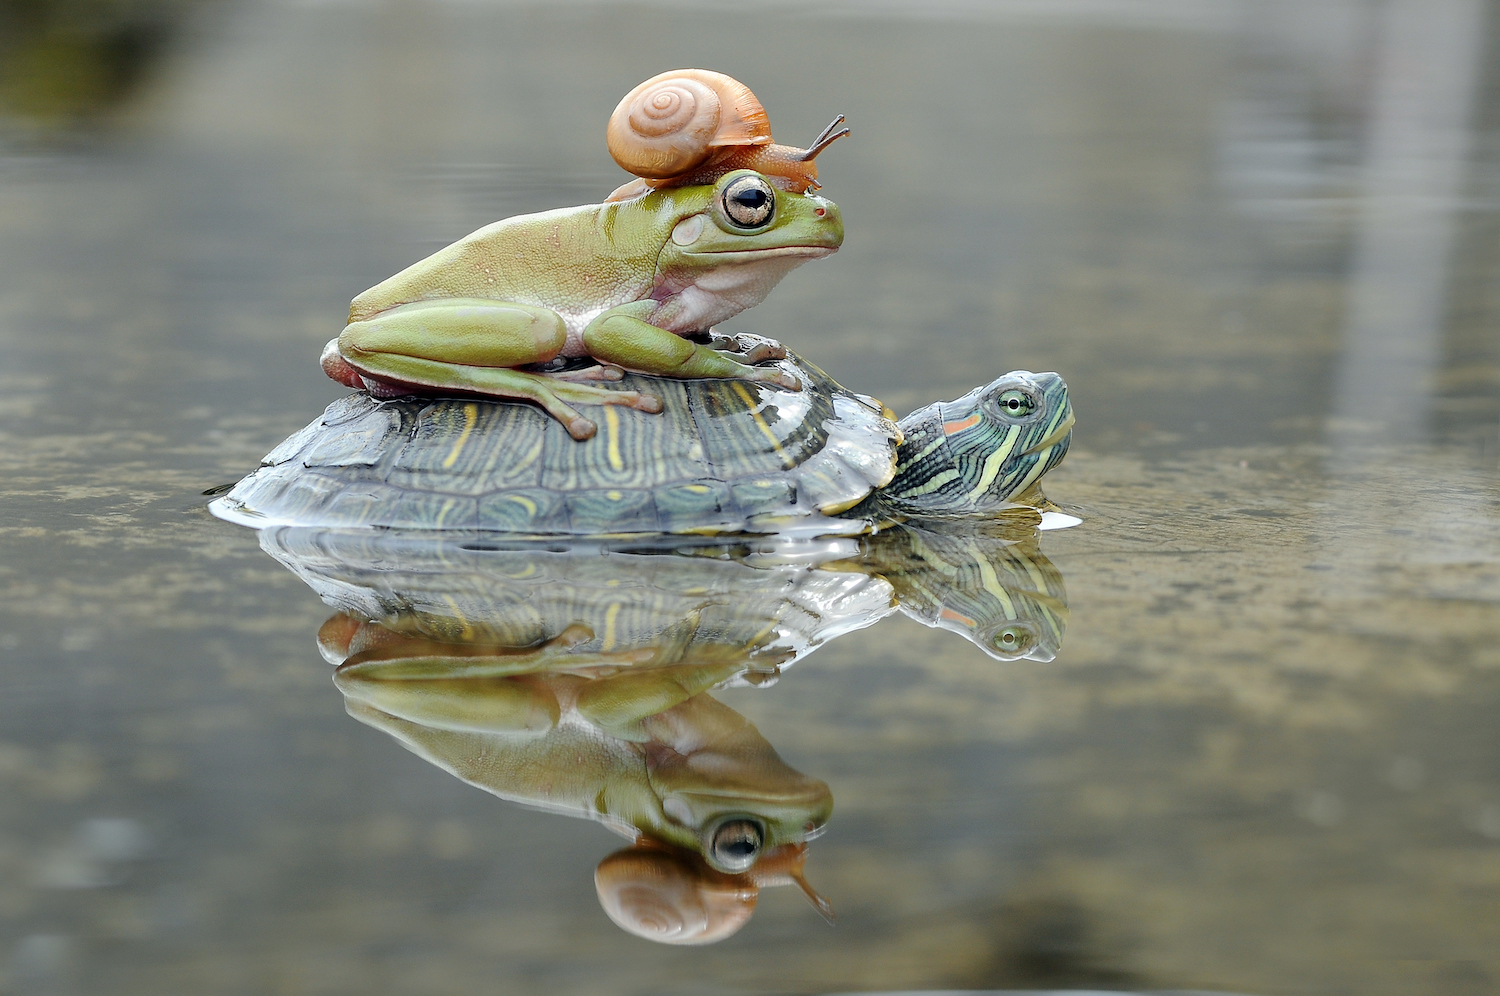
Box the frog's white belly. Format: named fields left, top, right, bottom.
left=551, top=251, right=827, bottom=355
left=557, top=305, right=613, bottom=356
left=654, top=252, right=824, bottom=335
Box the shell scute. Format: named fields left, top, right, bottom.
left=479, top=489, right=564, bottom=533
left=322, top=483, right=410, bottom=525
left=565, top=489, right=659, bottom=534
left=302, top=408, right=403, bottom=468
left=391, top=402, right=544, bottom=495
left=654, top=481, right=733, bottom=522
left=688, top=370, right=834, bottom=480
left=539, top=379, right=707, bottom=493
left=386, top=493, right=480, bottom=531
left=731, top=478, right=796, bottom=514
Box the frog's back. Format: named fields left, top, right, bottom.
left=348, top=201, right=665, bottom=322
left=212, top=354, right=899, bottom=537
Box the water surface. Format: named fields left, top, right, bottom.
left=1, top=1, right=1498, bottom=993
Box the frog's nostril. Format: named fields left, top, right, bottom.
left=815, top=208, right=826, bottom=217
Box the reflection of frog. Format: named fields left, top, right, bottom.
left=263, top=520, right=1069, bottom=942
left=326, top=615, right=831, bottom=864
left=323, top=616, right=833, bottom=944
left=321, top=171, right=842, bottom=440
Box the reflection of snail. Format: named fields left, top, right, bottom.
left=606, top=69, right=848, bottom=202
left=595, top=839, right=833, bottom=945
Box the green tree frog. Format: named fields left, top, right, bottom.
left=321, top=169, right=844, bottom=440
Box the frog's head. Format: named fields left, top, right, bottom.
left=884, top=371, right=1074, bottom=516
left=645, top=723, right=834, bottom=874
left=649, top=169, right=844, bottom=278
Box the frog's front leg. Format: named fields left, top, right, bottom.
left=704, top=331, right=788, bottom=365
left=585, top=303, right=801, bottom=391
left=328, top=299, right=662, bottom=440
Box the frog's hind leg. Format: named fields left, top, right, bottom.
left=333, top=299, right=661, bottom=440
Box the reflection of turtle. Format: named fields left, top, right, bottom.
left=278, top=520, right=1068, bottom=943
left=212, top=346, right=1072, bottom=538
left=267, top=518, right=1068, bottom=672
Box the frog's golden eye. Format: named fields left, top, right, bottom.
left=720, top=175, right=775, bottom=230
left=705, top=816, right=765, bottom=872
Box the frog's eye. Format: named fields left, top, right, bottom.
left=720, top=175, right=775, bottom=230
left=991, top=387, right=1040, bottom=421
left=704, top=816, right=765, bottom=872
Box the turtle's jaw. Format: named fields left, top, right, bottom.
left=1021, top=410, right=1074, bottom=458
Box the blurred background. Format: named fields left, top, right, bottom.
left=1, top=0, right=1498, bottom=993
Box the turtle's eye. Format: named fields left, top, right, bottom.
left=706, top=817, right=765, bottom=872
left=720, top=175, right=775, bottom=230
left=990, top=625, right=1034, bottom=656
left=994, top=388, right=1039, bottom=420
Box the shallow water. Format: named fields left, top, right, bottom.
left=2, top=1, right=1499, bottom=993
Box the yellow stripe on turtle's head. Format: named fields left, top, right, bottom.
left=885, top=371, right=1073, bottom=516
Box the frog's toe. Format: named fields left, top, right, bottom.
left=752, top=367, right=802, bottom=391
left=551, top=623, right=596, bottom=647
left=565, top=415, right=598, bottom=440
left=544, top=364, right=625, bottom=383
left=736, top=334, right=788, bottom=363
left=633, top=393, right=664, bottom=414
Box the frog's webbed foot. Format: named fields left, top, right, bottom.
left=341, top=351, right=662, bottom=441
left=705, top=330, right=788, bottom=365
left=586, top=312, right=803, bottom=393
left=503, top=374, right=663, bottom=441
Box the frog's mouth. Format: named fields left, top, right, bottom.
left=688, top=245, right=838, bottom=260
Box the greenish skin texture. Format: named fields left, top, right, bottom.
left=333, top=170, right=844, bottom=439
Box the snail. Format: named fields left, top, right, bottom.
left=605, top=69, right=849, bottom=202
left=594, top=839, right=834, bottom=945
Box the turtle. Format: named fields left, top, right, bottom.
left=210, top=346, right=1074, bottom=538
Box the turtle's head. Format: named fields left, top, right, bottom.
left=882, top=371, right=1072, bottom=516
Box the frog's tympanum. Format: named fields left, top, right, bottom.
left=321, top=70, right=847, bottom=441
left=253, top=520, right=1068, bottom=943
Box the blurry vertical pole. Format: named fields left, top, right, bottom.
left=1327, top=0, right=1485, bottom=451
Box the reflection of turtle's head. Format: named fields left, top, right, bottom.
left=594, top=840, right=832, bottom=945
left=885, top=371, right=1073, bottom=515
left=872, top=525, right=1071, bottom=662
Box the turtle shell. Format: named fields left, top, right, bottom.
left=211, top=352, right=900, bottom=537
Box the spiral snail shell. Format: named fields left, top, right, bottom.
left=607, top=69, right=772, bottom=179
left=593, top=840, right=834, bottom=945
left=594, top=844, right=758, bottom=945
left=606, top=69, right=849, bottom=201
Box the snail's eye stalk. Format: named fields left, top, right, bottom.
left=799, top=114, right=850, bottom=162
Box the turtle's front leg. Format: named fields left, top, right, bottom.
left=327, top=298, right=661, bottom=440
left=585, top=303, right=801, bottom=391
